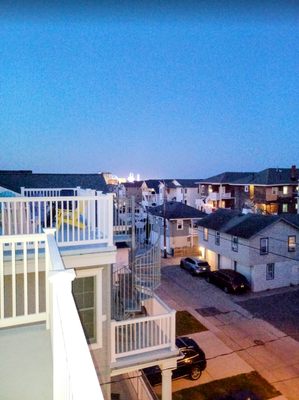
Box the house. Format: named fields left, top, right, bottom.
left=148, top=201, right=206, bottom=257
left=175, top=179, right=202, bottom=208
left=122, top=181, right=144, bottom=203
left=197, top=209, right=299, bottom=292
left=0, top=173, right=179, bottom=400
left=142, top=179, right=202, bottom=209
left=197, top=166, right=299, bottom=215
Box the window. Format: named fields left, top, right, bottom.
left=72, top=276, right=96, bottom=343
left=244, top=185, right=249, bottom=192
left=215, top=231, right=220, bottom=245
left=266, top=263, right=275, bottom=280
left=234, top=260, right=237, bottom=271
left=204, top=228, right=208, bottom=241
left=208, top=185, right=213, bottom=194
left=282, top=203, right=288, bottom=212
left=177, top=220, right=183, bottom=230
left=260, top=238, right=269, bottom=255
left=283, top=186, right=288, bottom=195
left=288, top=235, right=296, bottom=252
left=232, top=236, right=238, bottom=252
left=184, top=188, right=187, bottom=194
left=272, top=187, right=278, bottom=195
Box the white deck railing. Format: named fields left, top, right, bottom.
left=0, top=232, right=103, bottom=400
left=0, top=233, right=48, bottom=328
left=0, top=194, right=113, bottom=247
left=21, top=187, right=80, bottom=197
left=46, top=233, right=103, bottom=400
left=111, top=296, right=176, bottom=363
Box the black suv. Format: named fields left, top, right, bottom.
left=180, top=257, right=211, bottom=276
left=206, top=269, right=250, bottom=293
left=143, top=336, right=206, bottom=385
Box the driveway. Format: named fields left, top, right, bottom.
left=156, top=262, right=299, bottom=400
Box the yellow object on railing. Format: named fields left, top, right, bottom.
left=56, top=207, right=86, bottom=230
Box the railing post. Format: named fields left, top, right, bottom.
left=107, top=194, right=114, bottom=246
left=170, top=310, right=176, bottom=351
left=111, top=321, right=116, bottom=363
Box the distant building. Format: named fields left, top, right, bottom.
left=197, top=166, right=299, bottom=215
left=148, top=201, right=206, bottom=256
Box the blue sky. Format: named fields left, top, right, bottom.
left=1, top=2, right=298, bottom=179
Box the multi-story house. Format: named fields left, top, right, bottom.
left=196, top=172, right=254, bottom=213
left=148, top=201, right=206, bottom=257
left=0, top=172, right=179, bottom=400
left=197, top=166, right=299, bottom=215
left=142, top=179, right=202, bottom=209
left=197, top=209, right=299, bottom=292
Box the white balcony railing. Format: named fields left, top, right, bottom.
left=111, top=296, right=176, bottom=363
left=0, top=231, right=103, bottom=400
left=0, top=194, right=113, bottom=248
left=21, top=187, right=80, bottom=197
left=47, top=233, right=103, bottom=400
left=207, top=192, right=233, bottom=201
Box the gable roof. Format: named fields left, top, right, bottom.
left=200, top=167, right=299, bottom=186
left=148, top=201, right=206, bottom=220
left=144, top=179, right=162, bottom=192
left=197, top=208, right=299, bottom=239
left=175, top=179, right=202, bottom=188
left=0, top=172, right=108, bottom=194
left=247, top=168, right=299, bottom=185
left=201, top=172, right=254, bottom=184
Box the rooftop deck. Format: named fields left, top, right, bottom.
left=0, top=323, right=52, bottom=400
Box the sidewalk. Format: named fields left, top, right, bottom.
left=185, top=307, right=299, bottom=400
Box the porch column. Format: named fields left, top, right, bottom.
left=161, top=368, right=172, bottom=400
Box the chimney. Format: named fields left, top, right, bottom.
left=291, top=165, right=297, bottom=181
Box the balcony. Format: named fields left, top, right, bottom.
left=0, top=232, right=103, bottom=400
left=207, top=192, right=233, bottom=201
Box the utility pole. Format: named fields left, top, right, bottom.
left=163, top=183, right=167, bottom=258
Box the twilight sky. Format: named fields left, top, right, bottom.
left=1, top=2, right=298, bottom=179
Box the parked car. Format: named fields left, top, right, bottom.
left=180, top=257, right=211, bottom=276
left=205, top=269, right=250, bottom=294
left=143, top=336, right=206, bottom=386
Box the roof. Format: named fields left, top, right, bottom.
left=248, top=168, right=299, bottom=185
left=175, top=179, right=202, bottom=188
left=200, top=167, right=299, bottom=186
left=148, top=201, right=206, bottom=220
left=123, top=181, right=143, bottom=188
left=197, top=208, right=299, bottom=239
left=0, top=172, right=108, bottom=194
left=144, top=180, right=162, bottom=192
left=201, top=172, right=254, bottom=184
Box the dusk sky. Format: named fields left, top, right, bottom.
left=1, top=2, right=298, bottom=179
